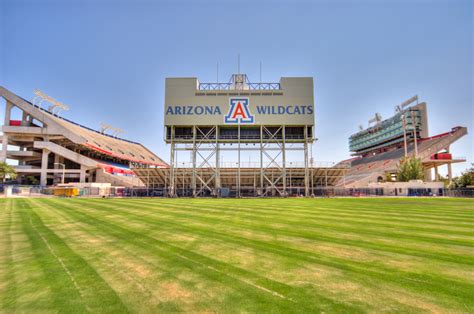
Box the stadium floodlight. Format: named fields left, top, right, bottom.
left=368, top=113, right=382, bottom=126
left=395, top=96, right=418, bottom=114
left=32, top=89, right=70, bottom=115
left=400, top=95, right=418, bottom=109
left=100, top=123, right=123, bottom=136
left=411, top=110, right=418, bottom=157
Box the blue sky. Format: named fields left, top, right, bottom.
left=1, top=0, right=472, bottom=175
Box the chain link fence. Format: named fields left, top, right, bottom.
left=1, top=185, right=473, bottom=198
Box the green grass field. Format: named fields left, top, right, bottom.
left=1, top=198, right=473, bottom=313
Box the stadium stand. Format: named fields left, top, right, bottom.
left=337, top=96, right=467, bottom=188
left=133, top=163, right=349, bottom=197
left=0, top=86, right=167, bottom=186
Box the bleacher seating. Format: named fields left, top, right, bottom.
left=338, top=127, right=467, bottom=187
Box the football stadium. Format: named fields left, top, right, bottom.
left=0, top=74, right=473, bottom=313
left=0, top=73, right=468, bottom=197
left=2, top=0, right=473, bottom=312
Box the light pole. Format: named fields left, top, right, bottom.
left=401, top=114, right=408, bottom=157
left=54, top=162, right=65, bottom=184
left=410, top=110, right=418, bottom=157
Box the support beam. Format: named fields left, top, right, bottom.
left=260, top=126, right=264, bottom=196
left=1, top=102, right=13, bottom=162
left=4, top=102, right=13, bottom=125
left=447, top=163, right=453, bottom=184
left=446, top=146, right=453, bottom=184
left=40, top=149, right=50, bottom=186
left=237, top=124, right=241, bottom=198
left=304, top=126, right=309, bottom=197
left=192, top=125, right=197, bottom=196
left=80, top=165, right=86, bottom=183
left=282, top=126, right=286, bottom=197
left=0, top=134, right=8, bottom=162
left=169, top=126, right=176, bottom=197
left=215, top=126, right=220, bottom=196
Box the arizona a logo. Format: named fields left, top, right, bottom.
left=224, top=98, right=254, bottom=124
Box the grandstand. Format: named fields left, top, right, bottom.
left=2, top=83, right=465, bottom=195
left=0, top=86, right=167, bottom=187
left=337, top=97, right=467, bottom=188
left=134, top=162, right=348, bottom=197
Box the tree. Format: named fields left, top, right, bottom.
left=385, top=172, right=395, bottom=182
left=27, top=175, right=39, bottom=185
left=436, top=174, right=451, bottom=188
left=0, top=162, right=17, bottom=183
left=397, top=156, right=424, bottom=182
left=451, top=167, right=474, bottom=188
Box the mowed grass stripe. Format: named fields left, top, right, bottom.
left=14, top=199, right=129, bottom=313
left=3, top=197, right=474, bottom=312
left=45, top=198, right=474, bottom=310
left=0, top=199, right=17, bottom=310
left=66, top=198, right=474, bottom=271
left=1, top=199, right=64, bottom=311
left=40, top=198, right=365, bottom=313
left=120, top=198, right=474, bottom=238
left=217, top=198, right=474, bottom=228
left=34, top=200, right=297, bottom=313
left=28, top=199, right=217, bottom=313
left=153, top=197, right=474, bottom=221
left=125, top=198, right=474, bottom=243
left=76, top=198, right=474, bottom=265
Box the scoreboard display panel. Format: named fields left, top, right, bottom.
left=164, top=76, right=314, bottom=127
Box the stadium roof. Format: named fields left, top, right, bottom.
left=0, top=86, right=168, bottom=167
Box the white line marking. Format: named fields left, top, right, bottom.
left=28, top=211, right=91, bottom=312
left=175, top=253, right=295, bottom=303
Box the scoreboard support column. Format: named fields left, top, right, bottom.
left=192, top=125, right=197, bottom=197
left=304, top=125, right=310, bottom=197
left=237, top=124, right=241, bottom=198
left=215, top=126, right=221, bottom=196
left=169, top=126, right=176, bottom=197
left=282, top=126, right=287, bottom=197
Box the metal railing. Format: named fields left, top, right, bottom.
left=198, top=82, right=281, bottom=91
left=171, top=161, right=348, bottom=168
left=169, top=134, right=307, bottom=141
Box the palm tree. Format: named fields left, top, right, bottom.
left=0, top=162, right=17, bottom=183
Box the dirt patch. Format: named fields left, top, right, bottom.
left=158, top=281, right=192, bottom=301
left=122, top=260, right=152, bottom=279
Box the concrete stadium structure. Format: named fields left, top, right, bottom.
left=337, top=96, right=467, bottom=188
left=1, top=81, right=467, bottom=197
left=0, top=86, right=167, bottom=187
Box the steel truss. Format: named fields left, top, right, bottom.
left=168, top=125, right=312, bottom=198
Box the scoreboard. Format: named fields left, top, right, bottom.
left=164, top=76, right=314, bottom=127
